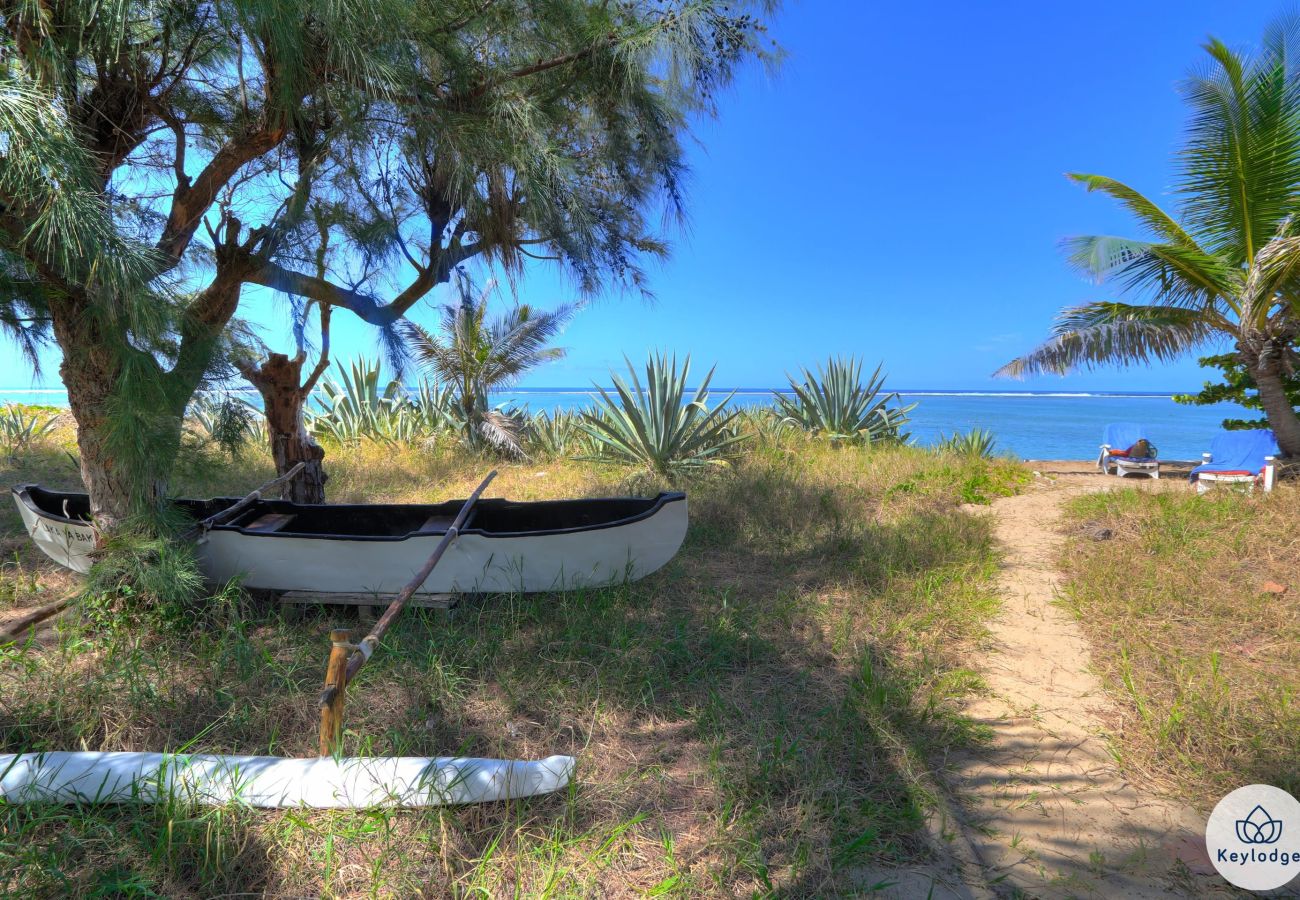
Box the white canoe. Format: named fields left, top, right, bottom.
left=11, top=485, right=687, bottom=594
left=0, top=751, right=575, bottom=808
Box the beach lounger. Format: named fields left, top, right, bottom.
left=1098, top=423, right=1159, bottom=478
left=1189, top=430, right=1280, bottom=494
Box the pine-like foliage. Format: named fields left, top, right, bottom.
left=0, top=0, right=780, bottom=519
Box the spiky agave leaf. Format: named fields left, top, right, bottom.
left=0, top=404, right=58, bottom=456
left=579, top=353, right=747, bottom=476
left=527, top=409, right=587, bottom=458
left=934, top=428, right=998, bottom=459
left=774, top=357, right=912, bottom=445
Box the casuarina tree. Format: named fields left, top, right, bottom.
left=999, top=17, right=1300, bottom=457
left=1, top=1, right=778, bottom=520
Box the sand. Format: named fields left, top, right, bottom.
left=861, top=465, right=1247, bottom=899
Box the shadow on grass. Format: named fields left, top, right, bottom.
left=1, top=450, right=1006, bottom=896
left=0, top=796, right=275, bottom=897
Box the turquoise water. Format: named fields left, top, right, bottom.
left=0, top=387, right=1251, bottom=461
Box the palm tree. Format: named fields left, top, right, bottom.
left=998, top=19, right=1300, bottom=457
left=402, top=273, right=578, bottom=455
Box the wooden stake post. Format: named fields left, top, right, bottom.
left=319, top=629, right=352, bottom=756
left=316, top=471, right=497, bottom=756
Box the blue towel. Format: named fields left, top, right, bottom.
left=1190, top=430, right=1280, bottom=478
left=1102, top=423, right=1152, bottom=457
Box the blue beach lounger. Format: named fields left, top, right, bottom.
left=1190, top=430, right=1280, bottom=493
left=1098, top=423, right=1159, bottom=479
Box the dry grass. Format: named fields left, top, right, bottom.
left=1059, top=485, right=1300, bottom=807
left=0, top=425, right=1028, bottom=897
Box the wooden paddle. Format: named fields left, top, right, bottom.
left=317, top=470, right=497, bottom=754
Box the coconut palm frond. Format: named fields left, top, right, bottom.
left=1066, top=174, right=1204, bottom=250
left=997, top=303, right=1221, bottom=377
left=1178, top=29, right=1300, bottom=263
left=402, top=272, right=578, bottom=455
left=1243, top=231, right=1300, bottom=327
left=476, top=409, right=527, bottom=457
left=1061, top=232, right=1239, bottom=309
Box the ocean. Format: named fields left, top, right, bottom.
left=0, top=387, right=1252, bottom=462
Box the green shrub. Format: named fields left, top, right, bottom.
left=527, top=409, right=588, bottom=458
left=307, top=358, right=429, bottom=446
left=186, top=394, right=259, bottom=457
left=79, top=529, right=239, bottom=634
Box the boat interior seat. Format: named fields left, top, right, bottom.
left=245, top=512, right=297, bottom=533
left=415, top=515, right=455, bottom=534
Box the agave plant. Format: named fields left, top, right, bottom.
left=186, top=393, right=259, bottom=456
left=527, top=409, right=588, bottom=458
left=407, top=379, right=460, bottom=436
left=935, top=428, right=998, bottom=459
left=308, top=358, right=412, bottom=445
left=0, top=404, right=56, bottom=457
left=774, top=357, right=913, bottom=445
left=580, top=353, right=747, bottom=476
left=737, top=405, right=795, bottom=446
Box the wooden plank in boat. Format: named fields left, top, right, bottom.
left=279, top=590, right=457, bottom=609
left=245, top=513, right=296, bottom=533
left=416, top=515, right=454, bottom=533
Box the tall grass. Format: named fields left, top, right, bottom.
left=0, top=422, right=1022, bottom=896
left=1059, top=487, right=1300, bottom=802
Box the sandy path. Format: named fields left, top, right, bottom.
left=866, top=473, right=1231, bottom=899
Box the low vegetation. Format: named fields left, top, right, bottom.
left=0, top=404, right=57, bottom=459
left=934, top=428, right=998, bottom=459
left=0, top=415, right=1024, bottom=897
left=1059, top=487, right=1300, bottom=804
left=774, top=357, right=912, bottom=446
left=402, top=274, right=579, bottom=457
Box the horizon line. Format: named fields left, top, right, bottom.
left=0, top=386, right=1199, bottom=396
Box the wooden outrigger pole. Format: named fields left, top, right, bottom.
left=183, top=462, right=307, bottom=540
left=317, top=470, right=497, bottom=755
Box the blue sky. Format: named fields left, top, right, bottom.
left=3, top=1, right=1288, bottom=391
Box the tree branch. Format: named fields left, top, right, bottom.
left=154, top=124, right=288, bottom=270
left=300, top=303, right=332, bottom=395
left=244, top=240, right=484, bottom=325
left=445, top=37, right=616, bottom=107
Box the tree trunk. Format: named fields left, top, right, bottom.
left=242, top=353, right=328, bottom=503
left=51, top=315, right=181, bottom=528
left=1251, top=359, right=1300, bottom=458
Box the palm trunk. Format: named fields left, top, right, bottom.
left=1252, top=361, right=1300, bottom=458
left=241, top=353, right=328, bottom=503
